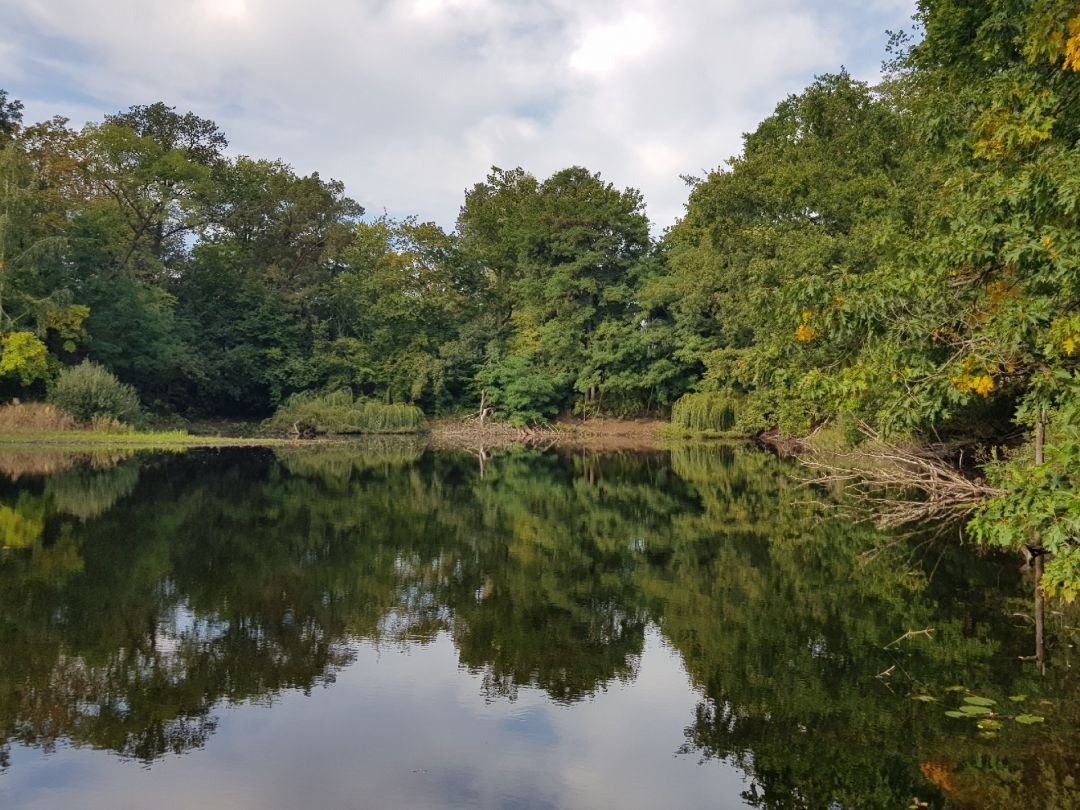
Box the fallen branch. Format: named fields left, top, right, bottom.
left=799, top=425, right=1004, bottom=529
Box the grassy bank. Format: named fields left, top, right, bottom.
left=0, top=399, right=430, bottom=449
left=0, top=415, right=687, bottom=453
left=0, top=429, right=307, bottom=449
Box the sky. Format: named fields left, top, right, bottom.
left=2, top=0, right=918, bottom=232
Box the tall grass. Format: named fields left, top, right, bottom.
left=670, top=391, right=742, bottom=435
left=0, top=403, right=76, bottom=432
left=266, top=389, right=427, bottom=435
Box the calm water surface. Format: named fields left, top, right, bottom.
left=0, top=443, right=1077, bottom=809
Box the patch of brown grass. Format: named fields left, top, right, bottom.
left=0, top=403, right=75, bottom=432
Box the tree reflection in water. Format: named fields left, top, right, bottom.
left=0, top=443, right=1077, bottom=808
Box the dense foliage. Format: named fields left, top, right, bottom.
left=265, top=389, right=426, bottom=435
left=0, top=0, right=1078, bottom=581
left=659, top=1, right=1080, bottom=592
left=669, top=391, right=741, bottom=435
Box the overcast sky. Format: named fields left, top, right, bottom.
left=2, top=0, right=917, bottom=232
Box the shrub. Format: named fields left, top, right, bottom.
left=266, top=389, right=427, bottom=435
left=670, top=391, right=743, bottom=435
left=476, top=355, right=563, bottom=426
left=48, top=361, right=142, bottom=426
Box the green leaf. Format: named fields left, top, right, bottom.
left=963, top=695, right=996, bottom=707
left=1008, top=695, right=1027, bottom=702
left=959, top=704, right=994, bottom=715
left=944, top=710, right=969, bottom=718
left=944, top=685, right=967, bottom=692
left=911, top=694, right=937, bottom=702
left=977, top=719, right=1004, bottom=730
left=1014, top=714, right=1046, bottom=725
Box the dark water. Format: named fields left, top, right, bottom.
left=0, top=443, right=1077, bottom=809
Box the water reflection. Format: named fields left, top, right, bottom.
left=0, top=443, right=1077, bottom=809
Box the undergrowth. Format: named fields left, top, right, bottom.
left=266, top=389, right=427, bottom=435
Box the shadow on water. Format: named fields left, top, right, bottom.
left=0, top=441, right=1077, bottom=808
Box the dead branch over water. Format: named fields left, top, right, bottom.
left=797, top=431, right=1005, bottom=529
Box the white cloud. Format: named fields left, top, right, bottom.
left=569, top=11, right=659, bottom=75
left=4, top=0, right=916, bottom=231
left=197, top=0, right=252, bottom=25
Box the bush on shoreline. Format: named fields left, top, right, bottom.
left=266, top=390, right=427, bottom=435
left=48, top=361, right=142, bottom=426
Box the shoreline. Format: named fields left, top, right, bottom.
left=0, top=417, right=675, bottom=453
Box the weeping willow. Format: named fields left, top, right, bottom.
left=670, top=392, right=742, bottom=436
left=267, top=389, right=427, bottom=435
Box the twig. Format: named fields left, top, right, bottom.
left=884, top=628, right=935, bottom=649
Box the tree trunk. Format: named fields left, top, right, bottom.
left=1035, top=407, right=1046, bottom=465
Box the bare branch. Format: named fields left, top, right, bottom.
left=797, top=424, right=1003, bottom=529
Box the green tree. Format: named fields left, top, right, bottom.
left=458, top=166, right=657, bottom=420
left=0, top=331, right=50, bottom=387
left=0, top=90, right=23, bottom=143
left=660, top=72, right=921, bottom=434
left=321, top=216, right=479, bottom=409
left=76, top=105, right=224, bottom=280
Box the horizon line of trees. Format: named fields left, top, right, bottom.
left=2, top=1, right=1080, bottom=585
left=0, top=89, right=683, bottom=423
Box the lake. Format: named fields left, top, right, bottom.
left=0, top=443, right=1076, bottom=809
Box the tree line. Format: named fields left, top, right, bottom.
left=0, top=1, right=1078, bottom=581
left=0, top=95, right=671, bottom=421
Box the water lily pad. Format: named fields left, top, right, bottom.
left=1015, top=714, right=1046, bottom=725
left=977, top=731, right=1000, bottom=740
left=977, top=719, right=1003, bottom=730
left=911, top=694, right=937, bottom=702
left=944, top=685, right=967, bottom=692
left=959, top=704, right=993, bottom=715
left=944, top=710, right=968, bottom=718
left=963, top=695, right=996, bottom=707
left=1008, top=695, right=1026, bottom=703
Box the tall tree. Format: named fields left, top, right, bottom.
left=0, top=90, right=24, bottom=143
left=660, top=72, right=920, bottom=433
left=459, top=166, right=655, bottom=421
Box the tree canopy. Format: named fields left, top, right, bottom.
left=0, top=0, right=1079, bottom=586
